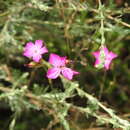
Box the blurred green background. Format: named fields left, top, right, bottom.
left=0, top=0, right=130, bottom=129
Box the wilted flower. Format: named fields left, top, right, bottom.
left=92, top=46, right=117, bottom=70
left=23, top=40, right=48, bottom=62
left=47, top=53, right=79, bottom=80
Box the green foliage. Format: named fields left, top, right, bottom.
left=0, top=0, right=130, bottom=130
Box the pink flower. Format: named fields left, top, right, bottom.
left=23, top=40, right=48, bottom=62
left=47, top=53, right=79, bottom=80
left=92, top=46, right=117, bottom=70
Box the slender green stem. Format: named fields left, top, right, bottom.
left=98, top=70, right=106, bottom=99
left=98, top=0, right=105, bottom=45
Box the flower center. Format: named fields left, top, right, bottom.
left=34, top=49, right=38, bottom=53
left=33, top=47, right=39, bottom=54
left=60, top=66, right=64, bottom=68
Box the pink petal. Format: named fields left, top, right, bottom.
left=61, top=67, right=75, bottom=80
left=32, top=54, right=42, bottom=62
left=40, top=46, right=48, bottom=54
left=103, top=47, right=109, bottom=55
left=35, top=40, right=43, bottom=48
left=23, top=51, right=32, bottom=58
left=60, top=56, right=67, bottom=66
left=23, top=42, right=35, bottom=57
left=47, top=67, right=61, bottom=79
left=73, top=70, right=80, bottom=75
left=109, top=52, right=118, bottom=59
left=104, top=51, right=117, bottom=70
left=104, top=60, right=111, bottom=70
left=94, top=59, right=101, bottom=67
left=49, top=53, right=66, bottom=67
left=25, top=42, right=34, bottom=49
left=92, top=51, right=100, bottom=58
left=92, top=51, right=101, bottom=67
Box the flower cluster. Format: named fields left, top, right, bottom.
left=23, top=40, right=117, bottom=80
